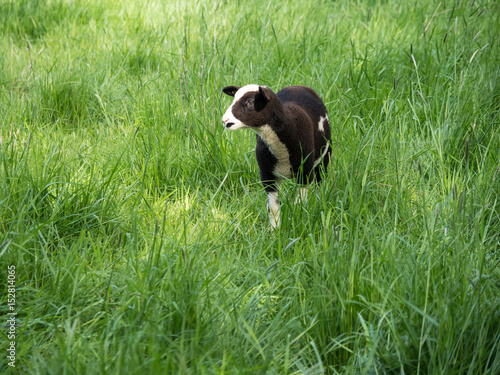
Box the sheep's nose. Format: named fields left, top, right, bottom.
left=222, top=116, right=234, bottom=128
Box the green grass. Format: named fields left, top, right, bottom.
left=1, top=0, right=499, bottom=373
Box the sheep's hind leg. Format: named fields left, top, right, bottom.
left=295, top=186, right=309, bottom=204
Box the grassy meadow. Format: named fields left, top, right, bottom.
left=1, top=0, right=499, bottom=373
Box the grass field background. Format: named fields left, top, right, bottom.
left=1, top=0, right=499, bottom=373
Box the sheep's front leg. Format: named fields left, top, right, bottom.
left=267, top=191, right=280, bottom=229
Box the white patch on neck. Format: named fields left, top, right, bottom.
left=253, top=125, right=292, bottom=179
left=318, top=114, right=329, bottom=133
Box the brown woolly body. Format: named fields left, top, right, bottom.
left=222, top=84, right=331, bottom=227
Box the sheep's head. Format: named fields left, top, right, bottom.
left=222, top=85, right=274, bottom=130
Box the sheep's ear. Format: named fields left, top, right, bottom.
left=222, top=86, right=240, bottom=97
left=258, top=86, right=271, bottom=102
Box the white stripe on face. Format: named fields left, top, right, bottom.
left=222, top=85, right=260, bottom=130
left=233, top=84, right=260, bottom=101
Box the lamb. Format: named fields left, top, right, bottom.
left=222, top=84, right=332, bottom=228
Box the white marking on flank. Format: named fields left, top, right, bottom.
left=318, top=114, right=329, bottom=133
